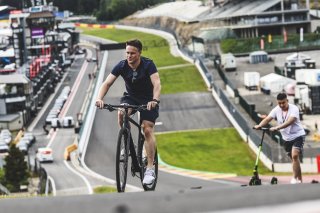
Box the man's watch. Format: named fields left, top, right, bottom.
left=152, top=99, right=160, bottom=104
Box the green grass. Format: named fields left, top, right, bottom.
left=81, top=27, right=207, bottom=94
left=159, top=66, right=207, bottom=94
left=93, top=186, right=117, bottom=194
left=156, top=128, right=272, bottom=176
left=80, top=27, right=186, bottom=67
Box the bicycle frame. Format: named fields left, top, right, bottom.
left=103, top=103, right=158, bottom=192
left=121, top=108, right=144, bottom=175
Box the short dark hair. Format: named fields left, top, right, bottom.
left=126, top=39, right=142, bottom=52
left=277, top=92, right=287, bottom=100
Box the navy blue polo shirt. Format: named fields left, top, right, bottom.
left=111, top=57, right=158, bottom=100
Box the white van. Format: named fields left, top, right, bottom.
left=51, top=118, right=61, bottom=128
left=62, top=116, right=74, bottom=128
left=221, top=53, right=237, bottom=71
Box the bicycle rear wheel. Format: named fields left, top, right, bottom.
left=116, top=128, right=129, bottom=192
left=140, top=145, right=158, bottom=191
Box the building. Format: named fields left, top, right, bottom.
left=0, top=74, right=33, bottom=130
left=0, top=1, right=79, bottom=130
left=198, top=0, right=312, bottom=38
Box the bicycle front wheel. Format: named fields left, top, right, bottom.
left=116, top=128, right=129, bottom=192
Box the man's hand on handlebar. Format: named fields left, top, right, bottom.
left=269, top=126, right=278, bottom=132
left=253, top=125, right=261, bottom=130
left=96, top=99, right=104, bottom=109
left=147, top=100, right=158, bottom=111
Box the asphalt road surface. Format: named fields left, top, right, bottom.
left=1, top=183, right=319, bottom=213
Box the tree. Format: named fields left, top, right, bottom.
left=2, top=145, right=29, bottom=192
left=97, top=0, right=169, bottom=21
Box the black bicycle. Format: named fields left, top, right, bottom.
left=103, top=103, right=158, bottom=192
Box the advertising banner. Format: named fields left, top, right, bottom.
left=31, top=28, right=44, bottom=38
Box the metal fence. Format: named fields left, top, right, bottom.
left=197, top=57, right=288, bottom=163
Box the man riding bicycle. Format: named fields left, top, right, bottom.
left=96, top=39, right=161, bottom=186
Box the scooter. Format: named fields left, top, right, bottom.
left=250, top=127, right=278, bottom=186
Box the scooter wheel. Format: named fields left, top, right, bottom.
left=249, top=177, right=261, bottom=186
left=270, top=177, right=278, bottom=185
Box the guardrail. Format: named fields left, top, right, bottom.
left=196, top=56, right=286, bottom=168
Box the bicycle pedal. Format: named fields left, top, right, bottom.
left=131, top=165, right=140, bottom=173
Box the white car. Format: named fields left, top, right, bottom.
left=16, top=142, right=28, bottom=154
left=0, top=129, right=12, bottom=144
left=62, top=116, right=74, bottom=128
left=0, top=132, right=12, bottom=144
left=36, top=147, right=53, bottom=163
left=23, top=132, right=36, bottom=144
left=18, top=138, right=31, bottom=147
left=0, top=143, right=9, bottom=153
left=46, top=114, right=57, bottom=124
left=1, top=129, right=11, bottom=136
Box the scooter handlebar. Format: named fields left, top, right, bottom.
left=253, top=126, right=269, bottom=131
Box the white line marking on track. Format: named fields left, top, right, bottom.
left=47, top=176, right=57, bottom=196
left=64, top=160, right=93, bottom=194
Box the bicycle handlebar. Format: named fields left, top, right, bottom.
left=103, top=103, right=147, bottom=112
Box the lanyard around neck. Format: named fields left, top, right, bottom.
left=281, top=106, right=289, bottom=123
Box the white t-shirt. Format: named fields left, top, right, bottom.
left=268, top=103, right=305, bottom=141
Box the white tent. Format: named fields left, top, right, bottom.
left=286, top=52, right=311, bottom=62
left=260, top=73, right=296, bottom=93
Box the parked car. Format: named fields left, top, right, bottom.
left=19, top=138, right=31, bottom=147
left=1, top=129, right=11, bottom=136
left=75, top=49, right=85, bottom=55
left=62, top=116, right=75, bottom=128
left=51, top=118, right=61, bottom=128
left=0, top=131, right=12, bottom=144
left=87, top=57, right=97, bottom=62
left=16, top=142, right=28, bottom=154
left=23, top=132, right=36, bottom=144
left=36, top=147, right=53, bottom=163
left=46, top=114, right=57, bottom=125
left=0, top=143, right=9, bottom=153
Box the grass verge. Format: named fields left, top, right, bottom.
left=156, top=128, right=274, bottom=176
left=80, top=27, right=186, bottom=67
left=160, top=66, right=207, bottom=94
left=80, top=27, right=207, bottom=94
left=93, top=186, right=117, bottom=194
